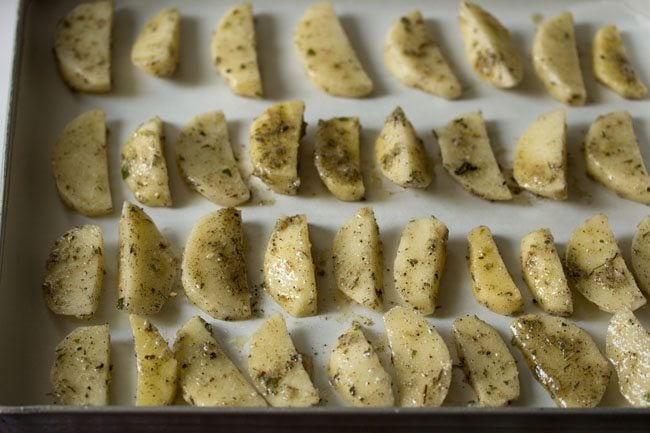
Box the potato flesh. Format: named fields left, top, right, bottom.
left=384, top=306, right=452, bottom=407
left=131, top=8, right=180, bottom=77
left=52, top=110, right=112, bottom=217
left=631, top=216, right=650, bottom=296
left=511, top=314, right=610, bottom=408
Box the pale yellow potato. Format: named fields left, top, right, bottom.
left=631, top=215, right=650, bottom=295
left=131, top=8, right=180, bottom=77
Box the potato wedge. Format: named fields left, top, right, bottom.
left=174, top=316, right=266, bottom=407
left=121, top=117, right=172, bottom=207
left=52, top=110, right=112, bottom=217
left=584, top=111, right=650, bottom=205
left=593, top=25, right=647, bottom=99
left=176, top=111, right=249, bottom=207
left=606, top=309, right=650, bottom=407
left=384, top=306, right=452, bottom=407
left=129, top=315, right=178, bottom=406
left=314, top=117, right=365, bottom=201
left=375, top=107, right=433, bottom=188
left=131, top=8, right=180, bottom=77
left=182, top=208, right=251, bottom=321
left=458, top=2, right=523, bottom=88
left=50, top=324, right=110, bottom=405
left=332, top=207, right=383, bottom=310
left=520, top=228, right=572, bottom=316
left=437, top=112, right=511, bottom=201
left=565, top=213, right=646, bottom=313
left=452, top=315, right=519, bottom=407
left=54, top=1, right=112, bottom=92
left=117, top=202, right=177, bottom=315
left=294, top=2, right=372, bottom=97
left=384, top=10, right=461, bottom=99
left=249, top=100, right=305, bottom=195
left=513, top=110, right=567, bottom=200
left=511, top=314, right=610, bottom=408
left=211, top=3, right=263, bottom=98
left=631, top=215, right=650, bottom=295
left=264, top=215, right=317, bottom=317
left=328, top=324, right=394, bottom=407
left=393, top=217, right=448, bottom=315
left=467, top=226, right=523, bottom=316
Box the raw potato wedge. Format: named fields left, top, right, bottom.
left=513, top=110, right=567, bottom=200
left=54, top=1, right=112, bottom=92
left=565, top=214, right=646, bottom=313
left=176, top=111, right=249, bottom=207
left=384, top=306, right=452, bottom=407
left=332, top=207, right=383, bottom=310
left=174, top=316, right=266, bottom=407
left=131, top=8, right=180, bottom=77
left=384, top=10, right=461, bottom=99
left=50, top=324, right=110, bottom=406
left=533, top=12, right=586, bottom=106
left=42, top=225, right=104, bottom=319
left=328, top=324, right=394, bottom=407
left=52, top=110, right=112, bottom=217
left=393, top=217, right=448, bottom=315
left=375, top=107, right=433, bottom=188
left=458, top=2, right=523, bottom=88
left=294, top=2, right=373, bottom=97
left=467, top=226, right=523, bottom=316
left=632, top=216, right=650, bottom=295
left=314, top=117, right=364, bottom=201
left=121, top=117, right=172, bottom=207
left=211, top=3, right=263, bottom=98
left=248, top=313, right=320, bottom=407
left=129, top=315, right=178, bottom=406
left=249, top=100, right=305, bottom=195
left=437, top=112, right=511, bottom=201
left=511, top=314, right=611, bottom=408
left=584, top=111, right=650, bottom=205
left=593, top=25, right=647, bottom=99
left=520, top=229, right=572, bottom=316
left=182, top=208, right=251, bottom=321
left=264, top=215, right=317, bottom=317
left=452, top=315, right=519, bottom=407
left=118, top=202, right=177, bottom=315
left=606, top=309, right=650, bottom=407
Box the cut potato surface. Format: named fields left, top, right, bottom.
left=52, top=110, right=112, bottom=217
left=632, top=215, right=650, bottom=295
left=131, top=8, right=180, bottom=77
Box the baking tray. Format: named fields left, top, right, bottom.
left=1, top=0, right=649, bottom=431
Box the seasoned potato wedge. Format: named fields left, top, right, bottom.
left=52, top=110, right=112, bottom=217
left=520, top=228, right=572, bottom=316
left=511, top=314, right=610, bottom=408
left=328, top=324, right=394, bottom=407
left=294, top=2, right=372, bottom=97
left=631, top=216, right=650, bottom=295
left=566, top=214, right=646, bottom=313
left=50, top=324, right=110, bottom=406
left=54, top=1, right=112, bottom=92
left=118, top=202, right=177, bottom=315
left=174, top=316, right=266, bottom=407
left=176, top=111, right=249, bottom=207
left=375, top=107, right=433, bottom=188
left=458, top=2, right=523, bottom=88
left=182, top=208, right=251, bottom=321
left=131, top=8, right=180, bottom=77
left=249, top=100, right=305, bottom=195
left=332, top=207, right=383, bottom=310
left=513, top=110, right=567, bottom=200
left=393, top=217, right=448, bottom=315
left=384, top=306, right=452, bottom=407
left=437, top=112, right=511, bottom=201
left=314, top=117, right=365, bottom=201
left=121, top=117, right=172, bottom=207
left=129, top=315, right=178, bottom=406
left=211, top=3, right=262, bottom=98
left=467, top=226, right=523, bottom=315
left=384, top=10, right=461, bottom=99
left=453, top=315, right=519, bottom=407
